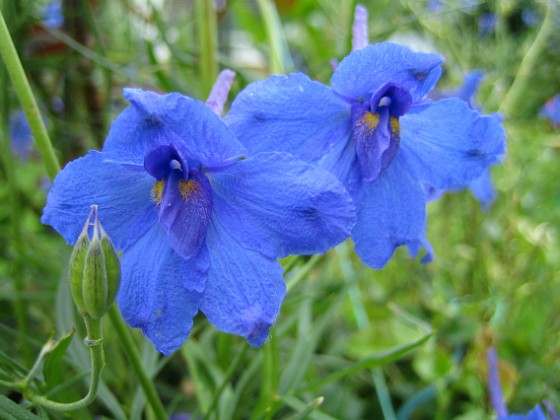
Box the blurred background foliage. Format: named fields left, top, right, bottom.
left=1, top=0, right=559, bottom=418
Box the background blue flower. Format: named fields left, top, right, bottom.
left=42, top=88, right=356, bottom=354
left=9, top=111, right=34, bottom=162
left=226, top=42, right=506, bottom=269
left=540, top=94, right=560, bottom=127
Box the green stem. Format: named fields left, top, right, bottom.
left=286, top=254, right=323, bottom=292
left=499, top=0, right=557, bottom=118
left=336, top=243, right=397, bottom=419
left=30, top=317, right=104, bottom=412
left=0, top=379, right=21, bottom=390
left=196, top=0, right=218, bottom=98
left=207, top=344, right=249, bottom=417
left=107, top=305, right=167, bottom=420
left=255, top=0, right=292, bottom=74
left=0, top=8, right=60, bottom=179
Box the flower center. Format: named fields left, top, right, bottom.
left=144, top=144, right=213, bottom=260
left=352, top=84, right=412, bottom=182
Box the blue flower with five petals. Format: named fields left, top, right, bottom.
left=226, top=42, right=506, bottom=269
left=42, top=88, right=356, bottom=354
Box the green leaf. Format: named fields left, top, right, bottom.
left=43, top=328, right=76, bottom=389
left=0, top=395, right=40, bottom=419
left=282, top=396, right=337, bottom=420
left=307, top=330, right=433, bottom=391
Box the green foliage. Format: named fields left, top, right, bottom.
left=1, top=0, right=559, bottom=418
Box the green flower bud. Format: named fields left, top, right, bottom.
left=68, top=205, right=121, bottom=320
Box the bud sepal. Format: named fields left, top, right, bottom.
left=68, top=205, right=121, bottom=320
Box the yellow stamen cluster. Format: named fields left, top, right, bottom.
left=178, top=179, right=200, bottom=200
left=152, top=180, right=165, bottom=205
left=359, top=112, right=380, bottom=131
left=390, top=116, right=400, bottom=137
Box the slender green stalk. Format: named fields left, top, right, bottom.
left=286, top=254, right=323, bottom=292
left=181, top=343, right=211, bottom=414
left=255, top=0, right=292, bottom=74
left=336, top=244, right=397, bottom=420
left=0, top=9, right=60, bottom=179
left=499, top=0, right=557, bottom=118
left=107, top=305, right=167, bottom=420
left=207, top=344, right=248, bottom=416
left=29, top=317, right=104, bottom=412
left=196, top=0, right=218, bottom=98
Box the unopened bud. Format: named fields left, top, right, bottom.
left=68, top=205, right=121, bottom=320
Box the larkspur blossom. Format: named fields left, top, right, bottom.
left=487, top=347, right=556, bottom=420
left=9, top=111, right=34, bottom=161
left=42, top=87, right=356, bottom=354
left=225, top=42, right=506, bottom=269
left=540, top=94, right=560, bottom=127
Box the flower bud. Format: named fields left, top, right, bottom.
left=68, top=205, right=121, bottom=320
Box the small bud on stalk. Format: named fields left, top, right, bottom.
left=68, top=205, right=120, bottom=320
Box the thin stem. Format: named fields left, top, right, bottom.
left=29, top=317, right=104, bottom=412
left=499, top=0, right=557, bottom=118
left=207, top=344, right=249, bottom=416
left=0, top=379, right=22, bottom=390
left=336, top=243, right=397, bottom=419
left=255, top=0, right=292, bottom=74
left=107, top=305, right=167, bottom=420
left=286, top=254, right=323, bottom=292
left=0, top=9, right=60, bottom=179
left=196, top=0, right=218, bottom=98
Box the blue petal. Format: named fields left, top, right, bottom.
left=455, top=70, right=484, bottom=105
left=407, top=232, right=434, bottom=264
left=41, top=151, right=156, bottom=250
left=208, top=152, right=356, bottom=259
left=501, top=404, right=547, bottom=420
left=352, top=156, right=426, bottom=269
left=201, top=217, right=286, bottom=346
left=400, top=98, right=506, bottom=190
left=102, top=88, right=245, bottom=168
left=331, top=42, right=444, bottom=103
left=118, top=224, right=209, bottom=355
left=158, top=168, right=213, bottom=260
left=317, top=135, right=363, bottom=202
left=469, top=168, right=495, bottom=210
left=225, top=73, right=351, bottom=162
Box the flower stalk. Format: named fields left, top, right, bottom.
left=29, top=317, right=104, bottom=412
left=107, top=305, right=168, bottom=420
left=499, top=0, right=558, bottom=118
left=0, top=8, right=60, bottom=179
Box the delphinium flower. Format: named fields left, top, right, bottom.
left=427, top=70, right=499, bottom=210
left=42, top=0, right=63, bottom=29
left=9, top=111, right=35, bottom=162
left=42, top=77, right=356, bottom=354
left=540, top=94, right=560, bottom=127
left=487, top=347, right=557, bottom=420
left=225, top=9, right=506, bottom=269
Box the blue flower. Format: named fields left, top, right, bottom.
left=42, top=88, right=356, bottom=354
left=487, top=347, right=554, bottom=420
left=43, top=1, right=63, bottom=29
left=9, top=111, right=34, bottom=162
left=225, top=42, right=506, bottom=269
left=540, top=94, right=560, bottom=127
